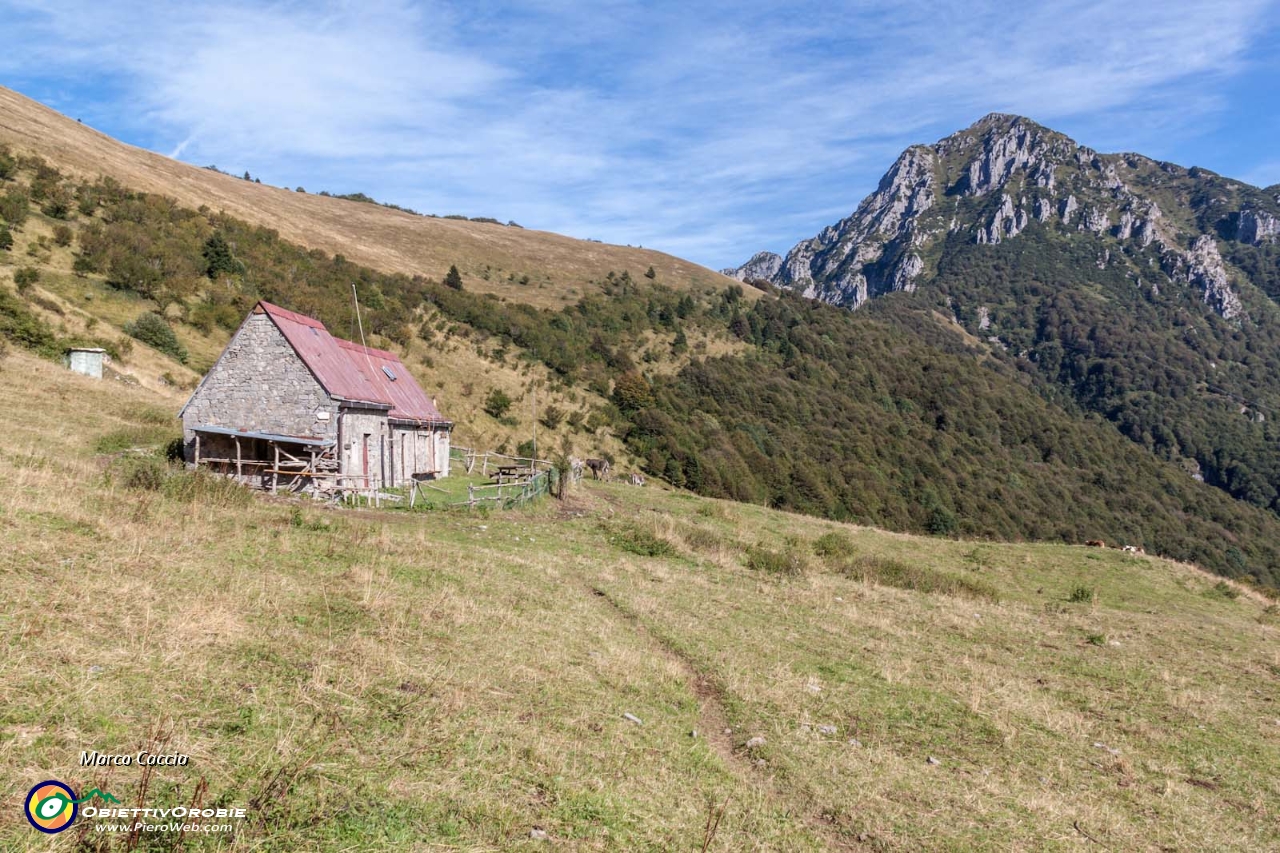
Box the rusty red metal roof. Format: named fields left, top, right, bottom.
left=336, top=339, right=449, bottom=423
left=255, top=301, right=447, bottom=423
left=256, top=301, right=388, bottom=407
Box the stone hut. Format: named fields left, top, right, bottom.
left=179, top=301, right=452, bottom=492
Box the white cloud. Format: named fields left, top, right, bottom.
left=2, top=0, right=1277, bottom=267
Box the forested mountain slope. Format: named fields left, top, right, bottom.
left=725, top=115, right=1280, bottom=527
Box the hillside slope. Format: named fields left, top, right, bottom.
left=1, top=349, right=1277, bottom=851
left=0, top=86, right=736, bottom=308
left=725, top=114, right=1280, bottom=525
left=0, top=150, right=652, bottom=466
left=3, top=137, right=1280, bottom=584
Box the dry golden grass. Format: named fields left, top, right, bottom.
left=2, top=350, right=1277, bottom=850
left=0, top=86, right=744, bottom=310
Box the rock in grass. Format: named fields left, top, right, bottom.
left=530, top=828, right=548, bottom=840
left=623, top=712, right=643, bottom=725
left=927, top=756, right=941, bottom=766
left=818, top=724, right=837, bottom=736
left=746, top=736, right=767, bottom=750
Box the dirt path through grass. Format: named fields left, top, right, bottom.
left=586, top=583, right=861, bottom=851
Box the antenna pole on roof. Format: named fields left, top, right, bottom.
left=352, top=283, right=369, bottom=350
left=351, top=283, right=379, bottom=395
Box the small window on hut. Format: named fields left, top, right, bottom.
left=382, top=366, right=397, bottom=381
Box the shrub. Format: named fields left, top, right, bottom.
left=0, top=288, right=60, bottom=356
left=13, top=266, right=39, bottom=293
left=612, top=371, right=654, bottom=411
left=164, top=437, right=185, bottom=462
left=162, top=467, right=253, bottom=508
left=927, top=505, right=958, bottom=536
left=1068, top=585, right=1096, bottom=604
left=116, top=456, right=168, bottom=491
left=540, top=404, right=565, bottom=430
left=1086, top=633, right=1107, bottom=647
left=1205, top=580, right=1241, bottom=601
left=483, top=388, right=513, bottom=419
left=0, top=227, right=12, bottom=251
left=0, top=189, right=29, bottom=227
left=839, top=555, right=1000, bottom=602
left=123, top=311, right=188, bottom=363
left=616, top=526, right=676, bottom=558
left=813, top=531, right=855, bottom=558
left=745, top=539, right=809, bottom=577
left=52, top=224, right=73, bottom=247
left=202, top=233, right=243, bottom=279
left=41, top=188, right=73, bottom=219
left=679, top=523, right=726, bottom=553
left=444, top=264, right=464, bottom=290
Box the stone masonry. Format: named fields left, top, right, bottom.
left=181, top=313, right=338, bottom=450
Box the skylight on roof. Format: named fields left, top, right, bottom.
left=382, top=365, right=397, bottom=381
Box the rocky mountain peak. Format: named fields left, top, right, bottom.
left=720, top=251, right=782, bottom=282
left=722, top=114, right=1263, bottom=322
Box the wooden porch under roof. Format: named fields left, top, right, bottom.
left=189, top=425, right=339, bottom=493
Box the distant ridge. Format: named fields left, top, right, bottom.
left=0, top=85, right=737, bottom=307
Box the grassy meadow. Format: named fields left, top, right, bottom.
left=1, top=349, right=1278, bottom=851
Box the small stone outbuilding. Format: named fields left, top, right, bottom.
left=180, top=301, right=452, bottom=492
left=66, top=347, right=105, bottom=379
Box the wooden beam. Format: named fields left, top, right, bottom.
left=235, top=437, right=242, bottom=482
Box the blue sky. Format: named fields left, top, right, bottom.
left=3, top=1, right=1278, bottom=270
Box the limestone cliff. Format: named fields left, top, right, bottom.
left=725, top=114, right=1279, bottom=322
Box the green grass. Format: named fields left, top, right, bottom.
left=744, top=539, right=810, bottom=577
left=1, top=350, right=1278, bottom=851
left=834, top=553, right=1001, bottom=601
